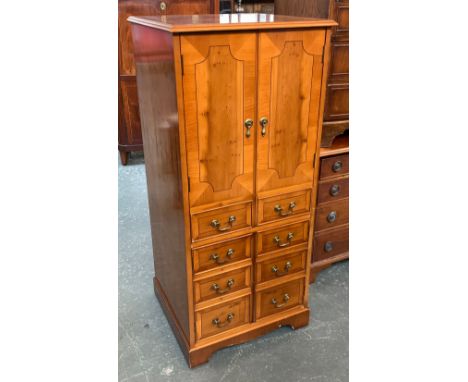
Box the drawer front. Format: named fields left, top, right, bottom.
left=194, top=266, right=251, bottom=304
left=320, top=153, right=349, bottom=180
left=317, top=177, right=349, bottom=205
left=191, top=202, right=252, bottom=241
left=315, top=198, right=349, bottom=231
left=313, top=225, right=349, bottom=262
left=258, top=189, right=311, bottom=224
left=257, top=220, right=310, bottom=255
left=192, top=235, right=252, bottom=274
left=255, top=278, right=305, bottom=319
left=196, top=295, right=250, bottom=340
left=255, top=250, right=307, bottom=284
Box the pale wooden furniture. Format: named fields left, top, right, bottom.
left=129, top=13, right=336, bottom=367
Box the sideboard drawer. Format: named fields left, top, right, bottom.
left=314, top=198, right=349, bottom=231
left=194, top=266, right=251, bottom=304
left=257, top=189, right=311, bottom=224
left=317, top=176, right=349, bottom=205
left=256, top=220, right=310, bottom=255
left=320, top=153, right=349, bottom=180
left=255, top=277, right=305, bottom=319
left=191, top=202, right=252, bottom=241
left=195, top=295, right=251, bottom=341
left=255, top=250, right=307, bottom=284
left=192, top=235, right=252, bottom=274
left=313, top=224, right=349, bottom=262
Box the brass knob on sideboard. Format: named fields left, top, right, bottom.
left=332, top=160, right=343, bottom=172
left=324, top=241, right=334, bottom=253
left=327, top=211, right=337, bottom=223
left=329, top=184, right=340, bottom=197
left=159, top=1, right=167, bottom=11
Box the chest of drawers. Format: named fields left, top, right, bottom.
left=310, top=135, right=349, bottom=282
left=129, top=13, right=336, bottom=367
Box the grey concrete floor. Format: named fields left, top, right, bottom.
left=119, top=153, right=349, bottom=382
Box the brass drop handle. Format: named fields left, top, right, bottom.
left=324, top=241, right=333, bottom=253
left=332, top=160, right=343, bottom=172
left=244, top=118, right=253, bottom=138
left=330, top=184, right=340, bottom=197
left=271, top=293, right=290, bottom=308
left=273, top=232, right=294, bottom=248
left=327, top=211, right=337, bottom=223
left=211, top=278, right=235, bottom=294
left=159, top=1, right=166, bottom=11
left=271, top=261, right=292, bottom=276
left=210, top=248, right=235, bottom=265
left=212, top=312, right=235, bottom=328
left=260, top=117, right=268, bottom=137
left=210, top=215, right=236, bottom=232
left=274, top=201, right=296, bottom=217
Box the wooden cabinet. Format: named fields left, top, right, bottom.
left=118, top=0, right=216, bottom=165
left=129, top=13, right=335, bottom=367
left=275, top=0, right=349, bottom=147
left=310, top=134, right=349, bottom=282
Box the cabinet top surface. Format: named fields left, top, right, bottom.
left=128, top=13, right=337, bottom=33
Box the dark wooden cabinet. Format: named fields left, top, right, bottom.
left=118, top=0, right=216, bottom=165
left=275, top=0, right=349, bottom=147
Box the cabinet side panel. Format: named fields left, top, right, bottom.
left=131, top=25, right=189, bottom=340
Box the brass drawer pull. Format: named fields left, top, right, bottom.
left=159, top=1, right=166, bottom=11
left=329, top=184, right=340, bottom=197
left=244, top=118, right=253, bottom=138
left=271, top=261, right=292, bottom=276
left=260, top=117, right=268, bottom=137
left=210, top=215, right=236, bottom=232
left=212, top=312, right=235, bottom=328
left=210, top=248, right=234, bottom=265
left=324, top=241, right=333, bottom=253
left=271, top=293, right=290, bottom=308
left=211, top=278, right=235, bottom=294
left=274, top=201, right=296, bottom=217
left=273, top=232, right=294, bottom=248
left=327, top=211, right=337, bottom=223
left=332, top=160, right=343, bottom=172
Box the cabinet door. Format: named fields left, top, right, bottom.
left=256, top=30, right=327, bottom=195
left=181, top=33, right=256, bottom=208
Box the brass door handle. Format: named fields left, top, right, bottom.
left=244, top=118, right=253, bottom=138
left=211, top=279, right=235, bottom=294
left=271, top=261, right=292, bottom=276
left=210, top=215, right=236, bottom=232
left=274, top=201, right=296, bottom=217
left=259, top=117, right=268, bottom=137
left=271, top=293, right=290, bottom=308
left=212, top=312, right=234, bottom=328
left=210, top=248, right=235, bottom=265
left=273, top=232, right=294, bottom=248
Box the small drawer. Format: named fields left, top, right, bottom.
left=258, top=190, right=311, bottom=224
left=317, top=176, right=349, bottom=205
left=320, top=153, right=349, bottom=180
left=192, top=235, right=252, bottom=274
left=314, top=198, right=349, bottom=231
left=255, top=250, right=307, bottom=284
left=256, top=220, right=310, bottom=255
left=193, top=266, right=251, bottom=304
left=191, top=202, right=252, bottom=241
left=255, top=278, right=305, bottom=319
left=313, top=224, right=349, bottom=263
left=195, top=295, right=250, bottom=340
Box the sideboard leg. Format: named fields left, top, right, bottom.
left=119, top=150, right=129, bottom=165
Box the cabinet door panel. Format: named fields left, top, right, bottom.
left=120, top=77, right=143, bottom=145
left=181, top=33, right=256, bottom=208
left=257, top=30, right=326, bottom=195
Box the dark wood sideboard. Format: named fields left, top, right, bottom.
left=118, top=0, right=217, bottom=165
left=275, top=0, right=349, bottom=147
